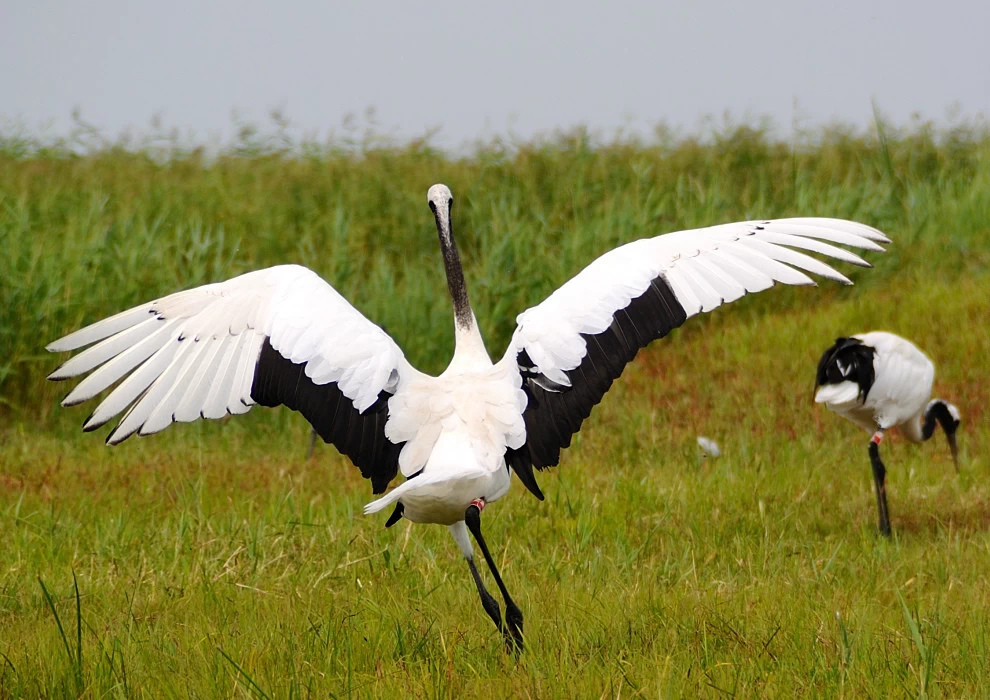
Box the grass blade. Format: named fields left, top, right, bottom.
left=38, top=575, right=83, bottom=690
left=73, top=570, right=82, bottom=681
left=217, top=647, right=271, bottom=700
left=895, top=588, right=929, bottom=698
left=37, top=577, right=73, bottom=668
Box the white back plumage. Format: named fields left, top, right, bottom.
left=816, top=331, right=935, bottom=435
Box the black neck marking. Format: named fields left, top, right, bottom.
left=433, top=199, right=474, bottom=330
left=922, top=400, right=959, bottom=440
left=439, top=224, right=474, bottom=329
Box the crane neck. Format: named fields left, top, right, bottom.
left=434, top=203, right=475, bottom=333
left=430, top=192, right=490, bottom=366
left=921, top=399, right=960, bottom=442
left=442, top=238, right=474, bottom=331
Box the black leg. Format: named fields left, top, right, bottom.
left=868, top=440, right=892, bottom=537
left=466, top=558, right=503, bottom=632
left=465, top=504, right=524, bottom=653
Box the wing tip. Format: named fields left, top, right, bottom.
left=48, top=367, right=71, bottom=382
left=82, top=408, right=113, bottom=432
left=62, top=393, right=89, bottom=408
left=47, top=334, right=91, bottom=353
left=46, top=335, right=94, bottom=354
left=105, top=426, right=137, bottom=445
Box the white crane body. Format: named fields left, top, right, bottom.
left=369, top=334, right=523, bottom=525
left=814, top=330, right=959, bottom=535
left=816, top=331, right=936, bottom=439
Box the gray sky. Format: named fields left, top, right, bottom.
left=3, top=0, right=988, bottom=150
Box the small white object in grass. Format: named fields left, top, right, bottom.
left=697, top=436, right=721, bottom=458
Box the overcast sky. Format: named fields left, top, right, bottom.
left=3, top=0, right=988, bottom=150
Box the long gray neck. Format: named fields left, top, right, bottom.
left=433, top=204, right=474, bottom=331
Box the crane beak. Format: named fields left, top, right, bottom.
left=947, top=431, right=959, bottom=472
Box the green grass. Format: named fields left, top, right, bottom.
left=1, top=121, right=989, bottom=696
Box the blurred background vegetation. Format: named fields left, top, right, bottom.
left=2, top=115, right=988, bottom=424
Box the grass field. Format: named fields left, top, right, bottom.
left=1, top=121, right=989, bottom=696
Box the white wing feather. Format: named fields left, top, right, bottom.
left=48, top=264, right=415, bottom=443
left=505, top=218, right=889, bottom=383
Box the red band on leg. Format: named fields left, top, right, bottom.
left=470, top=498, right=486, bottom=511
left=871, top=431, right=883, bottom=445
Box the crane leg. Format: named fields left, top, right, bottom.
left=869, top=430, right=891, bottom=537
left=465, top=501, right=524, bottom=654
left=466, top=558, right=503, bottom=632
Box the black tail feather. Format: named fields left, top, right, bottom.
left=506, top=449, right=545, bottom=501
left=815, top=336, right=876, bottom=400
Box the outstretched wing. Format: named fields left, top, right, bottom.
left=47, top=264, right=419, bottom=493
left=501, top=217, right=890, bottom=495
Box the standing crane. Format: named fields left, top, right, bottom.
left=48, top=184, right=889, bottom=652
left=815, top=331, right=960, bottom=535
